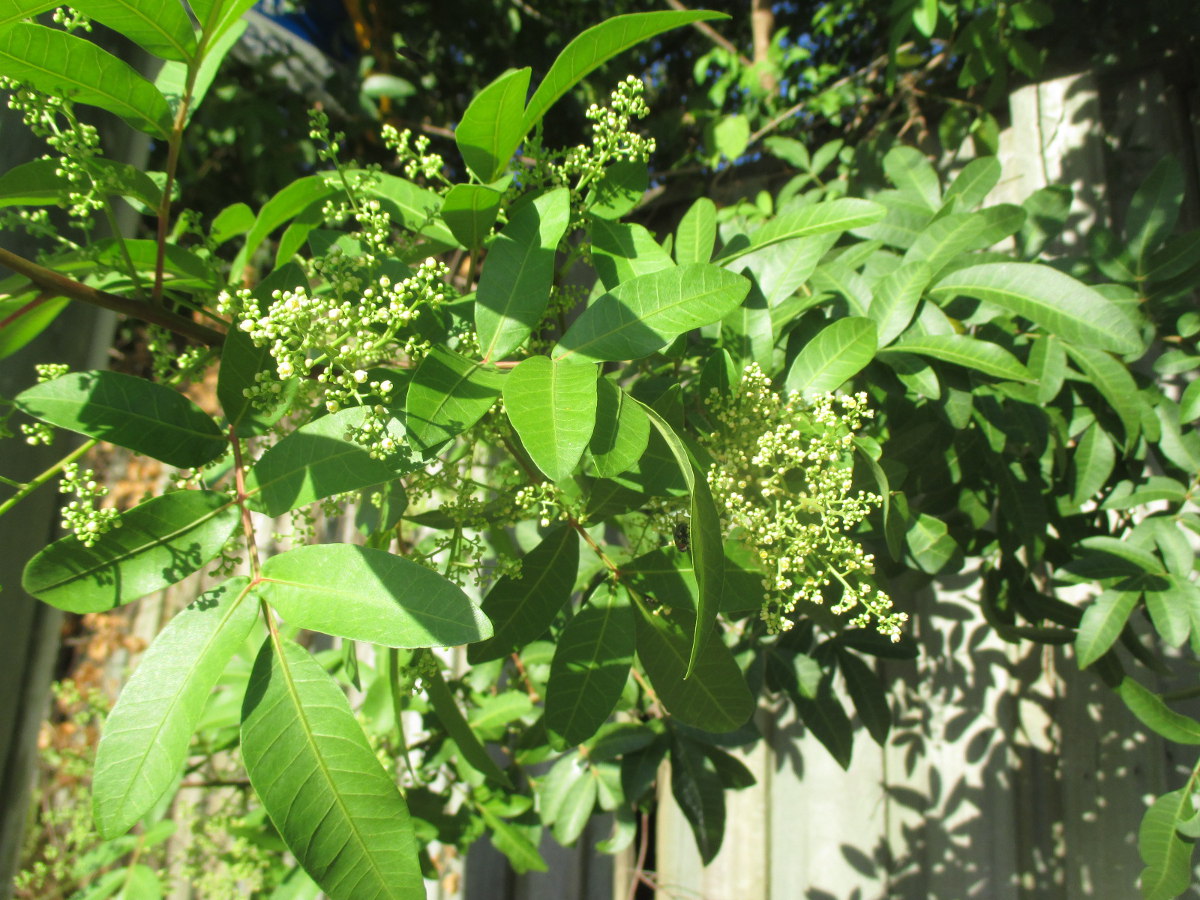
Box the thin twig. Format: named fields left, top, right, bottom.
left=0, top=246, right=225, bottom=346
left=665, top=0, right=753, bottom=68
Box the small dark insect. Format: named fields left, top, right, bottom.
left=673, top=521, right=690, bottom=553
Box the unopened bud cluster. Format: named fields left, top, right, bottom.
left=704, top=365, right=906, bottom=641
left=550, top=76, right=655, bottom=193
left=59, top=462, right=119, bottom=547
left=381, top=124, right=448, bottom=184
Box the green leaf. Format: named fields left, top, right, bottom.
left=1063, top=343, right=1143, bottom=449
left=22, top=490, right=238, bottom=613
left=716, top=199, right=886, bottom=264
left=943, top=157, right=1001, bottom=211
left=869, top=261, right=932, bottom=346
left=590, top=218, right=675, bottom=289
left=440, top=183, right=503, bottom=250
left=670, top=736, right=725, bottom=864
left=545, top=584, right=635, bottom=748
left=468, top=526, right=580, bottom=663
left=1075, top=590, right=1138, bottom=669
left=883, top=333, right=1035, bottom=382
left=521, top=11, right=725, bottom=134
left=1118, top=678, right=1200, bottom=745
left=587, top=159, right=648, bottom=220
left=188, top=0, right=256, bottom=47
left=231, top=173, right=340, bottom=273
left=0, top=159, right=72, bottom=207
left=904, top=207, right=1025, bottom=274
left=795, top=676, right=854, bottom=769
left=554, top=264, right=750, bottom=364
left=1068, top=422, right=1115, bottom=509
left=551, top=767, right=598, bottom=846
left=1144, top=576, right=1199, bottom=648
left=737, top=232, right=838, bottom=308
left=153, top=16, right=243, bottom=125
left=362, top=173, right=459, bottom=249
left=588, top=379, right=650, bottom=477
left=424, top=664, right=513, bottom=789
left=503, top=355, right=598, bottom=481
left=16, top=370, right=225, bottom=467
left=456, top=67, right=531, bottom=182
left=0, top=23, right=172, bottom=137
left=244, top=409, right=416, bottom=517
left=71, top=0, right=197, bottom=62
left=1138, top=789, right=1195, bottom=900
left=476, top=188, right=570, bottom=361
left=241, top=636, right=424, bottom=900
left=257, top=544, right=490, bottom=648
left=711, top=113, right=749, bottom=161
left=1126, top=158, right=1184, bottom=274
left=883, top=146, right=941, bottom=211
left=405, top=346, right=505, bottom=452
left=906, top=512, right=956, bottom=574
left=836, top=650, right=890, bottom=746
left=633, top=602, right=753, bottom=732
left=1182, top=381, right=1200, bottom=423
left=0, top=1, right=58, bottom=29
left=676, top=199, right=710, bottom=266
left=478, top=806, right=547, bottom=873
left=93, top=577, right=256, bottom=838
left=929, top=262, right=1142, bottom=356
left=638, top=404, right=723, bottom=677
left=0, top=296, right=69, bottom=360
left=785, top=316, right=877, bottom=395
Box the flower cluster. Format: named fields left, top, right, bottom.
left=219, top=259, right=449, bottom=456
left=703, top=364, right=906, bottom=641
left=59, top=462, right=120, bottom=547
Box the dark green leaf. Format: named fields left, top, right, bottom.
left=588, top=379, right=650, bottom=477
left=1126, top=158, right=1184, bottom=274
left=244, top=408, right=417, bottom=517
left=1063, top=343, right=1144, bottom=449
left=545, top=584, right=635, bottom=748
left=883, top=333, right=1035, bottom=382
left=22, top=490, right=238, bottom=612
left=71, top=0, right=197, bottom=62
left=837, top=649, right=890, bottom=746
left=440, top=183, right=503, bottom=250
left=16, top=370, right=226, bottom=467
left=241, top=637, right=424, bottom=899
left=670, top=736, right=725, bottom=864
left=405, top=347, right=505, bottom=452
left=1075, top=590, right=1137, bottom=669
left=257, top=544, right=491, bottom=648
left=794, top=677, right=854, bottom=769
left=468, top=526, right=580, bottom=663
left=93, top=577, right=256, bottom=838
left=634, top=602, right=753, bottom=732
left=424, top=664, right=513, bottom=789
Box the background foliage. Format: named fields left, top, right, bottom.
left=1, top=1, right=1198, bottom=899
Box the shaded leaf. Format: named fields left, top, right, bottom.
left=670, top=736, right=725, bottom=864
left=545, top=584, right=635, bottom=748
left=405, top=346, right=505, bottom=452
left=588, top=378, right=650, bottom=477
left=440, top=183, right=503, bottom=250
left=883, top=333, right=1035, bottom=383
left=468, top=526, right=580, bottom=663
left=425, top=664, right=513, bottom=788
